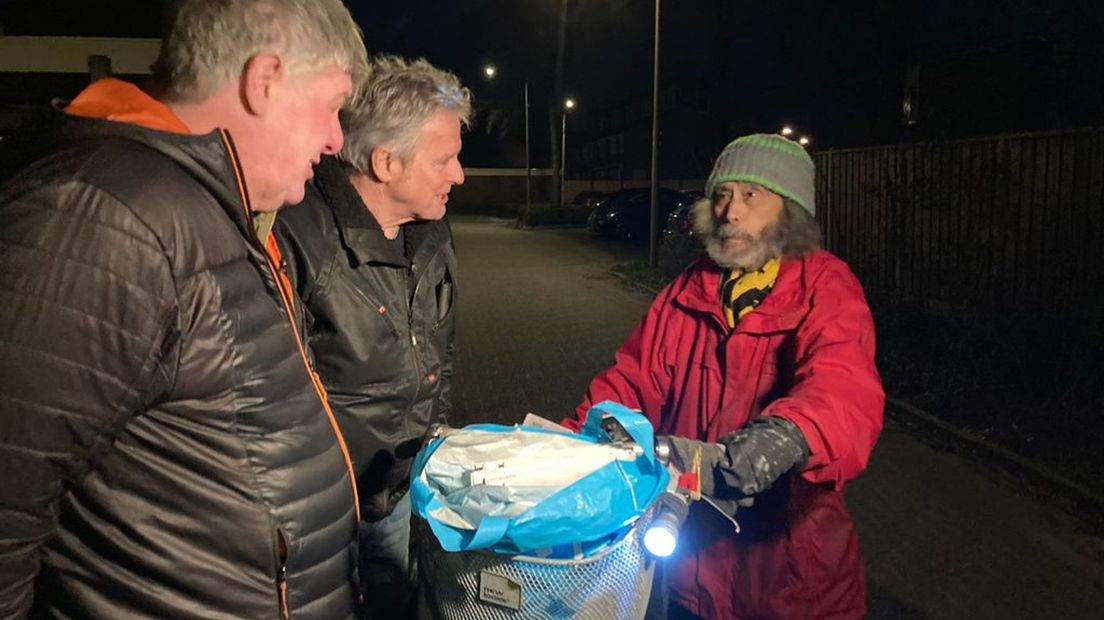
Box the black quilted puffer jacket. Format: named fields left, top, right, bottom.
left=0, top=111, right=359, bottom=618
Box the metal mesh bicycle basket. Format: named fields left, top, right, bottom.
left=410, top=403, right=668, bottom=620
left=416, top=516, right=655, bottom=620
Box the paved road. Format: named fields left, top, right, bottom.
left=450, top=218, right=648, bottom=424
left=447, top=216, right=1104, bottom=619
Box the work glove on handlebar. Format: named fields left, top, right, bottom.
left=662, top=416, right=810, bottom=499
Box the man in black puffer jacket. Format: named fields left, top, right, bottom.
left=275, top=55, right=469, bottom=618
left=0, top=2, right=369, bottom=618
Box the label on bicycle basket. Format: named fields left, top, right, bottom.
left=479, top=571, right=522, bottom=610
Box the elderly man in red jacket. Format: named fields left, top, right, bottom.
left=577, top=133, right=884, bottom=619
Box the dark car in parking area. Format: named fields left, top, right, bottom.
left=681, top=189, right=705, bottom=202
left=569, top=190, right=608, bottom=209
left=658, top=199, right=706, bottom=278
left=586, top=187, right=695, bottom=241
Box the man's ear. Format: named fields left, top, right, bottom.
left=370, top=147, right=396, bottom=182
left=240, top=51, right=283, bottom=117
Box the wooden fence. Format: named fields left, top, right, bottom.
left=815, top=128, right=1104, bottom=320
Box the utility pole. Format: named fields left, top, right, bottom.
left=648, top=0, right=662, bottom=266
left=525, top=82, right=531, bottom=212
left=550, top=0, right=567, bottom=207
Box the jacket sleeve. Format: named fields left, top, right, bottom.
left=0, top=182, right=178, bottom=618
left=763, top=264, right=885, bottom=489
left=572, top=282, right=679, bottom=429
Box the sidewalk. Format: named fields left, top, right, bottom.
left=447, top=217, right=1104, bottom=618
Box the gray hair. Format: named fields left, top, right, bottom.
left=776, top=197, right=822, bottom=256
left=151, top=0, right=369, bottom=103
left=339, top=55, right=472, bottom=172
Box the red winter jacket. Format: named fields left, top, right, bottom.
left=577, top=250, right=884, bottom=619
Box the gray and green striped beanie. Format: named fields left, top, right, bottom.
left=705, top=134, right=815, bottom=215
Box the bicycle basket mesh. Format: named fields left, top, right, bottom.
left=417, top=517, right=655, bottom=620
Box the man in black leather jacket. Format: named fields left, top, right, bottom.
left=0, top=1, right=369, bottom=618
left=275, top=55, right=470, bottom=618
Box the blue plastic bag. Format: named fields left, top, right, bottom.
left=411, top=401, right=669, bottom=557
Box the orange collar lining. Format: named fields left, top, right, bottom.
left=66, top=78, right=190, bottom=134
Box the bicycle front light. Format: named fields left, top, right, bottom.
left=643, top=491, right=690, bottom=558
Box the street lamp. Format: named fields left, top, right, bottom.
left=799, top=136, right=811, bottom=146
left=561, top=98, right=576, bottom=206
left=482, top=64, right=531, bottom=212
left=780, top=125, right=794, bottom=136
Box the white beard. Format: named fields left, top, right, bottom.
left=691, top=198, right=781, bottom=271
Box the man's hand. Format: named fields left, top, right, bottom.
left=715, top=416, right=809, bottom=496
left=661, top=435, right=725, bottom=496
left=661, top=416, right=809, bottom=499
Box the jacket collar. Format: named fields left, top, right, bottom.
left=66, top=78, right=191, bottom=134
left=311, top=156, right=450, bottom=269
left=58, top=79, right=257, bottom=241
left=311, top=156, right=409, bottom=267
left=674, top=254, right=814, bottom=334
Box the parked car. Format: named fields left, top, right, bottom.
left=586, top=188, right=694, bottom=241
left=658, top=198, right=707, bottom=278
left=569, top=190, right=608, bottom=209
left=681, top=189, right=705, bottom=202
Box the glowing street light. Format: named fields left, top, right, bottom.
left=799, top=136, right=811, bottom=146
left=780, top=125, right=794, bottom=136
left=561, top=98, right=578, bottom=205
left=482, top=62, right=530, bottom=211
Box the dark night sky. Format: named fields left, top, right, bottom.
left=3, top=0, right=1104, bottom=158
left=6, top=1, right=1102, bottom=91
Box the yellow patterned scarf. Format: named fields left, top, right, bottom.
left=720, top=258, right=780, bottom=327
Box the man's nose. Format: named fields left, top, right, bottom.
left=322, top=114, right=344, bottom=155
left=720, top=196, right=745, bottom=222
left=449, top=160, right=465, bottom=185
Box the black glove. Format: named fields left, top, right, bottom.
left=715, top=416, right=809, bottom=496
left=662, top=416, right=809, bottom=499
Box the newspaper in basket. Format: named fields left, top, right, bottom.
left=411, top=401, right=669, bottom=620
